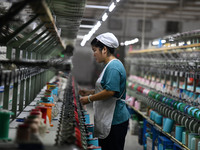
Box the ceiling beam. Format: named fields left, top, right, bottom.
left=148, top=0, right=200, bottom=19
left=118, top=5, right=200, bottom=12
left=118, top=9, right=200, bottom=17
left=113, top=12, right=197, bottom=21
left=129, top=0, right=179, bottom=4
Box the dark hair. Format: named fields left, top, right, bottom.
left=91, top=38, right=115, bottom=55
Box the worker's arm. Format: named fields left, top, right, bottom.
left=79, top=89, right=95, bottom=96
left=80, top=89, right=115, bottom=105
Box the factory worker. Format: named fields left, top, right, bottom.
left=79, top=32, right=130, bottom=150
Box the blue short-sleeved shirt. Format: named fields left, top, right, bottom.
left=101, top=59, right=130, bottom=125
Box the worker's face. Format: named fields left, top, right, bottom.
left=92, top=46, right=105, bottom=63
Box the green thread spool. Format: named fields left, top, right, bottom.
left=0, top=110, right=14, bottom=140
left=167, top=99, right=173, bottom=106
left=180, top=105, right=185, bottom=112
left=176, top=102, right=183, bottom=110
left=188, top=107, right=195, bottom=116
left=133, top=84, right=138, bottom=90
left=173, top=101, right=178, bottom=109
left=155, top=94, right=161, bottom=101
left=152, top=92, right=158, bottom=99
left=195, top=110, right=200, bottom=119
left=179, top=103, right=187, bottom=112
left=162, top=97, right=167, bottom=103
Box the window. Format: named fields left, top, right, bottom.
left=166, top=21, right=181, bottom=34
left=137, top=19, right=152, bottom=32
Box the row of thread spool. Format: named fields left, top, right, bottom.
left=127, top=75, right=200, bottom=133
left=162, top=29, right=200, bottom=46
left=126, top=75, right=200, bottom=150
left=129, top=75, right=200, bottom=107
left=14, top=79, right=60, bottom=148
left=0, top=77, right=60, bottom=147
left=55, top=74, right=102, bottom=150
left=128, top=112, right=182, bottom=150
left=127, top=75, right=200, bottom=122
left=147, top=99, right=200, bottom=150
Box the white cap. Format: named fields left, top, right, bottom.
left=96, top=32, right=119, bottom=48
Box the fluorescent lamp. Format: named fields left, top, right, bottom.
left=77, top=35, right=84, bottom=39
left=93, top=21, right=101, bottom=31
left=116, top=0, right=120, bottom=2
left=120, top=42, right=125, bottom=46
left=109, top=2, right=116, bottom=12
left=80, top=1, right=121, bottom=46
left=81, top=21, right=102, bottom=47
left=86, top=5, right=109, bottom=9
left=102, top=13, right=108, bottom=21
left=81, top=40, right=86, bottom=46
left=80, top=25, right=94, bottom=28
left=96, top=21, right=101, bottom=28
left=124, top=38, right=139, bottom=46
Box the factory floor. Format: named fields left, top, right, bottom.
left=86, top=103, right=143, bottom=150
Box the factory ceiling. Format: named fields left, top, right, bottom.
left=0, top=0, right=200, bottom=50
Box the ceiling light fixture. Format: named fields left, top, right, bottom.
left=77, top=35, right=84, bottom=39
left=109, top=2, right=116, bottom=12
left=93, top=21, right=101, bottom=30
left=85, top=5, right=109, bottom=9
left=80, top=1, right=120, bottom=46
left=121, top=38, right=139, bottom=46
left=102, top=13, right=108, bottom=21
left=81, top=21, right=102, bottom=46
left=80, top=25, right=94, bottom=28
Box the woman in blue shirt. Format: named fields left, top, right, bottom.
left=79, top=32, right=130, bottom=150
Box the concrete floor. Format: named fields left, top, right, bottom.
left=86, top=103, right=143, bottom=150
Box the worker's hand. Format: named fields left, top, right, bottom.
left=79, top=89, right=90, bottom=96
left=80, top=96, right=90, bottom=105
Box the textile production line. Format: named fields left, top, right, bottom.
left=126, top=30, right=200, bottom=150
left=0, top=0, right=99, bottom=150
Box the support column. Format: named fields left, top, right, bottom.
left=3, top=46, right=12, bottom=109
